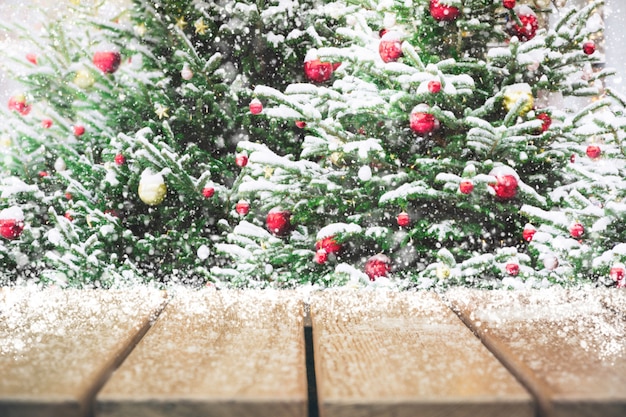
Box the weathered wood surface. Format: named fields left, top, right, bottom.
left=310, top=290, right=533, bottom=417
left=447, top=288, right=626, bottom=417
left=96, top=289, right=307, bottom=417
left=0, top=287, right=166, bottom=417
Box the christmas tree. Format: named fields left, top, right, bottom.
left=1, top=0, right=624, bottom=290
left=0, top=0, right=334, bottom=286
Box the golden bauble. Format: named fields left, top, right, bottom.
left=138, top=170, right=167, bottom=206
left=73, top=69, right=95, bottom=89
left=503, top=83, right=534, bottom=116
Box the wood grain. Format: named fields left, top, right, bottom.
left=447, top=288, right=626, bottom=417
left=310, top=289, right=532, bottom=417
left=0, top=287, right=167, bottom=417
left=96, top=289, right=307, bottom=417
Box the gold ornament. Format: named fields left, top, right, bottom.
left=73, top=69, right=95, bottom=89
left=503, top=83, right=534, bottom=116
left=329, top=151, right=344, bottom=167
left=138, top=170, right=167, bottom=206
left=436, top=263, right=450, bottom=280
left=134, top=23, right=147, bottom=37
left=175, top=16, right=188, bottom=30
left=155, top=103, right=170, bottom=119
left=194, top=18, right=209, bottom=35
left=0, top=136, right=11, bottom=147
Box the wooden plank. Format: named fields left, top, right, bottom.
left=96, top=289, right=307, bottom=417
left=310, top=290, right=533, bottom=417
left=447, top=288, right=626, bottom=417
left=0, top=287, right=167, bottom=417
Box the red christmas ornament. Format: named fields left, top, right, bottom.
left=523, top=224, right=536, bottom=242
left=429, top=0, right=460, bottom=21
left=64, top=211, right=74, bottom=222
left=114, top=153, right=126, bottom=165
left=410, top=106, right=439, bottom=135
left=570, top=222, right=584, bottom=238
left=365, top=254, right=391, bottom=281
left=42, top=118, right=53, bottom=129
left=65, top=192, right=73, bottom=200
left=304, top=58, right=334, bottom=83
left=295, top=120, right=307, bottom=129
left=505, top=262, right=520, bottom=276
left=570, top=154, right=576, bottom=163
left=314, top=249, right=328, bottom=264
left=491, top=173, right=518, bottom=200
left=39, top=171, right=49, bottom=178
left=397, top=211, right=410, bottom=227
left=315, top=236, right=342, bottom=255
left=8, top=95, right=31, bottom=116
left=427, top=80, right=442, bottom=93
left=0, top=219, right=24, bottom=240
left=93, top=51, right=121, bottom=74
left=503, top=0, right=515, bottom=9
left=536, top=112, right=552, bottom=132
left=610, top=264, right=625, bottom=284
left=202, top=186, right=215, bottom=198
left=26, top=53, right=38, bottom=65
left=582, top=41, right=596, bottom=55
left=249, top=98, right=263, bottom=115
left=235, top=153, right=249, bottom=167
left=379, top=36, right=403, bottom=63
left=73, top=124, right=85, bottom=136
left=459, top=180, right=474, bottom=195
left=586, top=144, right=601, bottom=159
left=508, top=7, right=538, bottom=41
left=235, top=200, right=250, bottom=215
left=266, top=207, right=291, bottom=236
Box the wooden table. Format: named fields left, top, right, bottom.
left=0, top=287, right=624, bottom=417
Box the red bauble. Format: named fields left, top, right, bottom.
left=523, top=224, right=536, bottom=242
left=249, top=98, right=263, bottom=115
left=235, top=200, right=250, bottom=215
left=295, top=120, right=307, bottom=128
left=536, top=112, right=552, bottom=132
left=508, top=7, right=538, bottom=41
left=430, top=0, right=460, bottom=21
left=505, top=262, right=520, bottom=276
left=304, top=58, right=334, bottom=83
left=610, top=265, right=625, bottom=283
left=379, top=38, right=403, bottom=63
left=315, top=236, right=342, bottom=255
left=586, top=144, right=601, bottom=159
left=314, top=249, right=328, bottom=264
left=397, top=211, right=410, bottom=227
left=459, top=180, right=474, bottom=195
left=8, top=95, right=31, bottom=116
left=0, top=219, right=24, bottom=240
left=93, top=51, right=121, bottom=74
left=491, top=172, right=518, bottom=200
left=409, top=108, right=439, bottom=135
left=503, top=0, right=515, bottom=9
left=235, top=153, right=249, bottom=167
left=202, top=186, right=215, bottom=198
left=114, top=153, right=126, bottom=165
left=427, top=80, right=442, bottom=93
left=41, top=118, right=53, bottom=128
left=73, top=124, right=85, bottom=136
left=582, top=41, right=596, bottom=55
left=570, top=222, right=584, bottom=238
left=26, top=53, right=37, bottom=65
left=365, top=254, right=391, bottom=281
left=266, top=207, right=291, bottom=236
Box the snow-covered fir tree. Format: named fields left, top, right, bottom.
left=0, top=0, right=334, bottom=286
left=1, top=0, right=624, bottom=290
left=221, top=0, right=626, bottom=289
